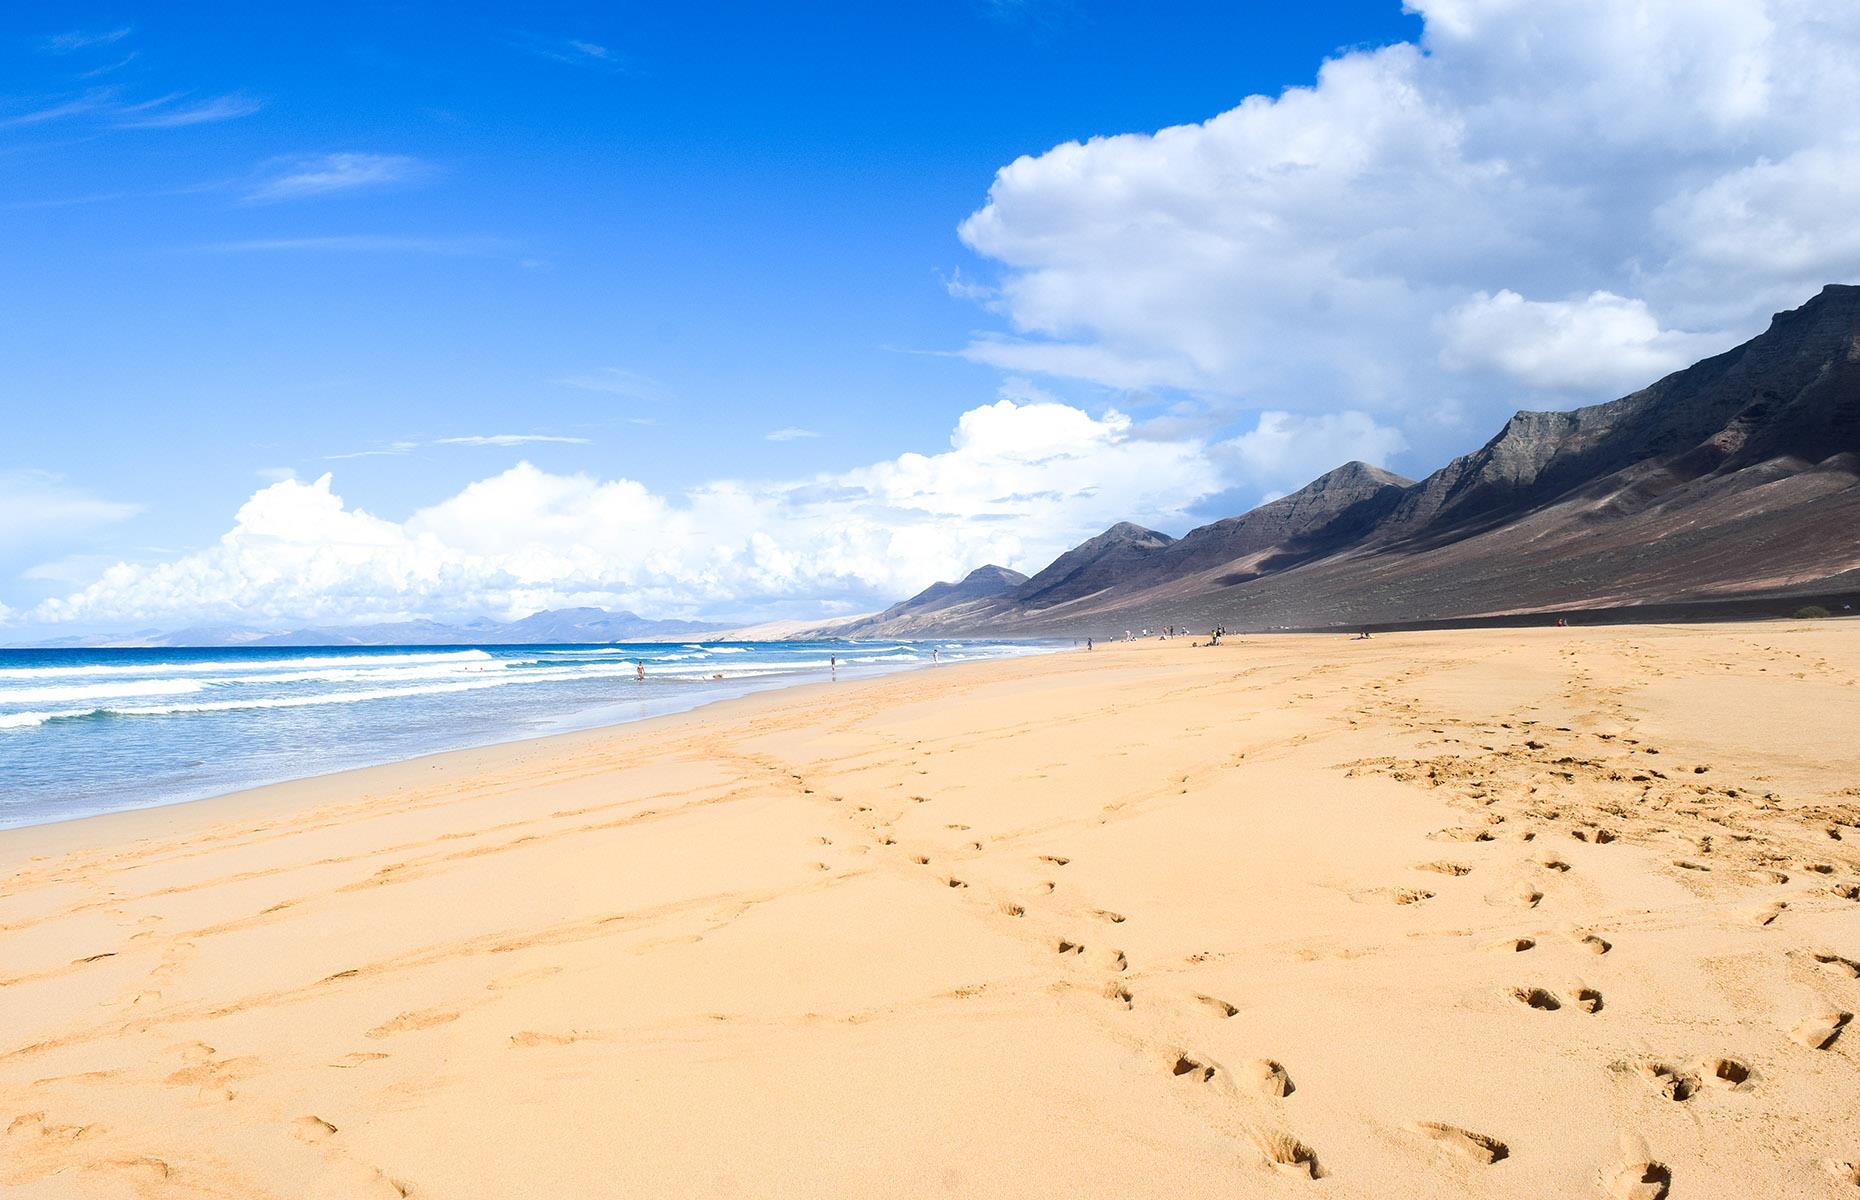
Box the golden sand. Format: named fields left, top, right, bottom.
left=2, top=623, right=1857, bottom=1198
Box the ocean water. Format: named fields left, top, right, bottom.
left=0, top=640, right=1051, bottom=830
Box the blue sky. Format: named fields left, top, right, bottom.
left=6, top=1, right=1857, bottom=635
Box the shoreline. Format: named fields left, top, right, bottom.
left=3, top=622, right=1856, bottom=1198
left=0, top=641, right=1055, bottom=836
left=0, top=650, right=1009, bottom=853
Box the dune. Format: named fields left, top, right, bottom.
left=1, top=621, right=1857, bottom=1198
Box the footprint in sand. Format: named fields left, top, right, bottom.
left=1628, top=1061, right=1698, bottom=1102
left=1359, top=886, right=1434, bottom=905
left=1572, top=987, right=1604, bottom=1013
left=1409, top=1121, right=1508, bottom=1164
left=1103, top=982, right=1133, bottom=1009
left=1170, top=1052, right=1216, bottom=1081
left=1194, top=994, right=1239, bottom=1018
left=1430, top=827, right=1496, bottom=843
left=1789, top=1011, right=1851, bottom=1050
left=1811, top=951, right=1860, bottom=978
left=293, top=1115, right=339, bottom=1143
left=1608, top=1161, right=1671, bottom=1200
left=1705, top=1058, right=1753, bottom=1090
left=1055, top=938, right=1086, bottom=956
left=1495, top=937, right=1536, bottom=953
left=1255, top=1132, right=1322, bottom=1179
left=306, top=1161, right=411, bottom=1200
left=1251, top=1059, right=1294, bottom=1097
left=1748, top=901, right=1788, bottom=927
left=1038, top=854, right=1071, bottom=867
left=1510, top=987, right=1561, bottom=1011
left=998, top=902, right=1025, bottom=918
left=1573, top=932, right=1612, bottom=955
left=509, top=1031, right=587, bottom=1048
left=1090, top=947, right=1128, bottom=973
left=1417, top=861, right=1473, bottom=876
left=1091, top=909, right=1127, bottom=924
left=365, top=1009, right=459, bottom=1039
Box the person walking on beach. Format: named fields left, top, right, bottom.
left=932, top=647, right=939, bottom=664
left=1086, top=637, right=1093, bottom=651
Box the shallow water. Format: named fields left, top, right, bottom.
left=0, top=639, right=1051, bottom=829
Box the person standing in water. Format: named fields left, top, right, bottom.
left=635, top=661, right=645, bottom=683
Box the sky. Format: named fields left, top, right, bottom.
left=5, top=0, right=1859, bottom=638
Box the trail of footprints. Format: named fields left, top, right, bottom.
left=1350, top=679, right=1860, bottom=1194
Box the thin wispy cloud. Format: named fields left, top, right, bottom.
left=765, top=427, right=823, bottom=442
left=437, top=434, right=591, bottom=447
left=194, top=234, right=511, bottom=256
left=558, top=368, right=664, bottom=402
left=115, top=92, right=262, bottom=129
left=38, top=27, right=133, bottom=54
left=77, top=51, right=139, bottom=79
left=246, top=153, right=433, bottom=202
left=0, top=90, right=112, bottom=128
left=324, top=442, right=419, bottom=461
left=512, top=32, right=625, bottom=70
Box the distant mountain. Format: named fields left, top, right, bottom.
left=38, top=608, right=729, bottom=649
left=825, top=565, right=1027, bottom=638
left=828, top=283, right=1860, bottom=636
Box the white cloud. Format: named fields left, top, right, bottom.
left=31, top=397, right=1230, bottom=628
left=956, top=0, right=1860, bottom=421
left=765, top=427, right=821, bottom=442
left=324, top=441, right=418, bottom=460
left=0, top=471, right=140, bottom=552
left=247, top=153, right=432, bottom=202
left=1437, top=291, right=1718, bottom=392
left=437, top=434, right=591, bottom=447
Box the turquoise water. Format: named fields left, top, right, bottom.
left=0, top=640, right=1050, bottom=829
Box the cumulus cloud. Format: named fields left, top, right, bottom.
left=1437, top=291, right=1719, bottom=392
left=30, top=397, right=1230, bottom=628
left=956, top=0, right=1860, bottom=427
left=247, top=153, right=432, bottom=202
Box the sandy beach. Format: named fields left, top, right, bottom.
left=2, top=622, right=1857, bottom=1198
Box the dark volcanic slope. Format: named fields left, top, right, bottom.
left=831, top=565, right=1028, bottom=636
left=839, top=284, right=1860, bottom=636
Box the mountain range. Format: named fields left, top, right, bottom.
left=817, top=283, right=1860, bottom=637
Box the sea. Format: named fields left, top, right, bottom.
left=0, top=639, right=1051, bottom=830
